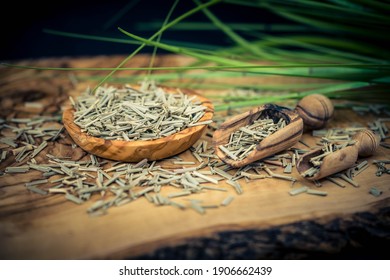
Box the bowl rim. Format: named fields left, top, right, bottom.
left=63, top=85, right=214, bottom=149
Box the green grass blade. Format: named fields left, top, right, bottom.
left=43, top=29, right=141, bottom=45
left=255, top=34, right=386, bottom=64
left=95, top=0, right=222, bottom=91
left=193, top=0, right=281, bottom=61
left=135, top=21, right=313, bottom=32
left=268, top=0, right=389, bottom=21
left=148, top=0, right=180, bottom=77
left=4, top=62, right=388, bottom=71
left=43, top=29, right=224, bottom=53
left=271, top=8, right=386, bottom=39
left=214, top=81, right=372, bottom=111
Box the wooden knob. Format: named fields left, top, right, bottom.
left=295, top=94, right=334, bottom=129
left=353, top=129, right=380, bottom=157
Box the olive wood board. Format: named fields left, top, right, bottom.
left=0, top=55, right=389, bottom=259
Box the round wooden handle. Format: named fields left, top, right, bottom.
left=353, top=129, right=380, bottom=157
left=295, top=94, right=334, bottom=130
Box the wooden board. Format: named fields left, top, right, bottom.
left=0, top=55, right=389, bottom=260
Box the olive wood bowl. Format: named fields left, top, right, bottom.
left=63, top=86, right=214, bottom=162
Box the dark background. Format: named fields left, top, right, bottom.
left=1, top=0, right=284, bottom=61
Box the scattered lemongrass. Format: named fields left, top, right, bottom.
left=289, top=186, right=309, bottom=196
left=306, top=189, right=328, bottom=196
left=369, top=187, right=382, bottom=197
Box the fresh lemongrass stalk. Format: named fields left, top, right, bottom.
left=135, top=21, right=314, bottom=32
left=77, top=74, right=339, bottom=92
left=43, top=29, right=141, bottom=45
left=223, top=34, right=388, bottom=62
left=147, top=0, right=180, bottom=77
left=214, top=81, right=371, bottom=111
left=260, top=0, right=389, bottom=21
left=162, top=81, right=337, bottom=91
left=94, top=0, right=222, bottom=91
left=194, top=0, right=282, bottom=62
left=116, top=30, right=390, bottom=81
left=43, top=29, right=223, bottom=53
left=270, top=7, right=385, bottom=39
left=251, top=34, right=385, bottom=63
left=5, top=62, right=387, bottom=71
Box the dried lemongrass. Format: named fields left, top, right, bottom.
left=240, top=171, right=267, bottom=180
left=190, top=201, right=206, bottom=214
left=26, top=186, right=48, bottom=195
left=72, top=83, right=208, bottom=141
left=368, top=119, right=389, bottom=141
left=0, top=137, right=18, bottom=148
left=289, top=186, right=309, bottom=196
left=173, top=161, right=196, bottom=165
left=271, top=173, right=296, bottom=182
left=168, top=200, right=186, bottom=210
left=30, top=141, right=48, bottom=158
left=5, top=166, right=30, bottom=173
left=369, top=187, right=382, bottom=197
left=327, top=176, right=346, bottom=188
left=283, top=163, right=292, bottom=174
left=25, top=179, right=48, bottom=187
left=219, top=116, right=286, bottom=161
left=201, top=186, right=228, bottom=192
left=374, top=160, right=390, bottom=176
left=167, top=190, right=192, bottom=198
left=351, top=160, right=369, bottom=177
left=0, top=150, right=7, bottom=162
left=65, top=193, right=84, bottom=204
left=221, top=195, right=234, bottom=206
left=226, top=179, right=243, bottom=194
left=306, top=189, right=328, bottom=196
left=339, top=174, right=359, bottom=187
left=4, top=108, right=355, bottom=217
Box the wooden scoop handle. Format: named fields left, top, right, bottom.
left=353, top=129, right=380, bottom=157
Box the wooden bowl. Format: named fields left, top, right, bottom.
left=63, top=86, right=214, bottom=162
left=212, top=104, right=303, bottom=168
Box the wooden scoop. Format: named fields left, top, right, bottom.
left=63, top=86, right=214, bottom=162
left=212, top=94, right=334, bottom=168
left=297, top=129, right=380, bottom=180
left=213, top=104, right=304, bottom=168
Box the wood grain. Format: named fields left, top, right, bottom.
left=0, top=55, right=389, bottom=260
